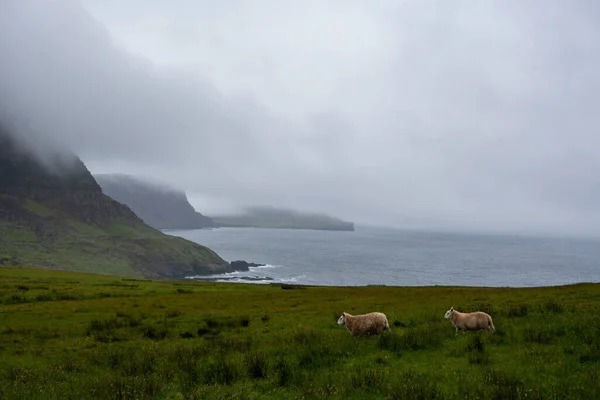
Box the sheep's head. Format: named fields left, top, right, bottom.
left=444, top=307, right=454, bottom=319
left=337, top=313, right=347, bottom=325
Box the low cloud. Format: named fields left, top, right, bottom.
left=1, top=0, right=600, bottom=237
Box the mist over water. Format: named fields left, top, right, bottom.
left=168, top=226, right=600, bottom=287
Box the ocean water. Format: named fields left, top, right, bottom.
left=166, top=226, right=600, bottom=287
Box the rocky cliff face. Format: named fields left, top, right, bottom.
left=0, top=126, right=240, bottom=278
left=0, top=132, right=143, bottom=228
left=94, top=174, right=214, bottom=230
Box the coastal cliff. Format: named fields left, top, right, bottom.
left=95, top=174, right=214, bottom=230
left=0, top=126, right=242, bottom=278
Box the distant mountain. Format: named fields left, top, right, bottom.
left=95, top=174, right=213, bottom=230
left=0, top=125, right=244, bottom=279
left=211, top=206, right=355, bottom=231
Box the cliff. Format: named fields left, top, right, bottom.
left=95, top=174, right=213, bottom=230
left=212, top=206, right=355, bottom=231
left=0, top=126, right=241, bottom=279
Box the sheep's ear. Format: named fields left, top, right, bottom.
left=450, top=306, right=454, bottom=311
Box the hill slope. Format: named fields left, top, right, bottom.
left=212, top=206, right=355, bottom=231
left=0, top=126, right=240, bottom=278
left=95, top=174, right=213, bottom=230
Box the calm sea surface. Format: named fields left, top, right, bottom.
left=166, top=226, right=600, bottom=287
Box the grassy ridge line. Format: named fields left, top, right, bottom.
left=1, top=196, right=226, bottom=277
left=0, top=223, right=222, bottom=277
left=1, top=266, right=600, bottom=399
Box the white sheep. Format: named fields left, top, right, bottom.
left=444, top=306, right=495, bottom=333
left=337, top=312, right=391, bottom=336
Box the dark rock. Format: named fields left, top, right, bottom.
left=229, top=260, right=265, bottom=272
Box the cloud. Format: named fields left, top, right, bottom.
left=1, top=0, right=600, bottom=237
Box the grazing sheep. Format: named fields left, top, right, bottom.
left=444, top=306, right=495, bottom=333
left=337, top=312, right=390, bottom=336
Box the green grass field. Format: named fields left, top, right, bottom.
left=1, top=267, right=599, bottom=399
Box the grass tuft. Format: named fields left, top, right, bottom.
left=542, top=300, right=565, bottom=314
left=143, top=325, right=169, bottom=340
left=466, top=334, right=490, bottom=365
left=387, top=371, right=442, bottom=399
left=244, top=351, right=269, bottom=379
left=506, top=303, right=529, bottom=318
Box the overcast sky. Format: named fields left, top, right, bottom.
left=1, top=0, right=600, bottom=237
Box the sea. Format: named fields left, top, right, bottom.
left=165, top=226, right=600, bottom=287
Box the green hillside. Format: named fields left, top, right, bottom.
left=0, top=126, right=234, bottom=278
left=0, top=197, right=224, bottom=278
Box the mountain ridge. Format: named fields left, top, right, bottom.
left=0, top=125, right=243, bottom=279
left=94, top=173, right=214, bottom=230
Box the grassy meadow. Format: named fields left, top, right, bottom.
left=1, top=266, right=599, bottom=399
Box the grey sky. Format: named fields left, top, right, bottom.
left=1, top=1, right=600, bottom=237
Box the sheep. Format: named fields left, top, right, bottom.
left=337, top=312, right=390, bottom=336
left=444, top=306, right=495, bottom=333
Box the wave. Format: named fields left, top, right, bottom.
left=208, top=276, right=302, bottom=285
left=187, top=275, right=275, bottom=283
left=185, top=264, right=299, bottom=284
left=249, top=264, right=279, bottom=269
